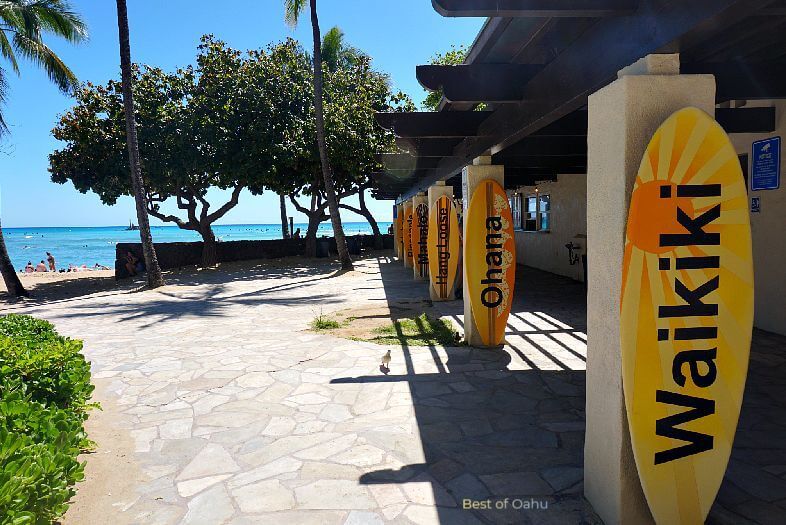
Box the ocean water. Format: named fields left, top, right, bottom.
left=4, top=222, right=391, bottom=271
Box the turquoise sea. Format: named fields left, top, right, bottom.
left=4, top=222, right=391, bottom=271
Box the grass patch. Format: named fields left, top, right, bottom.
left=311, top=314, right=341, bottom=330
left=366, top=313, right=457, bottom=347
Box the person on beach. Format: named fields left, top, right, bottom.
left=35, top=260, right=48, bottom=272
left=46, top=252, right=56, bottom=271
left=124, top=251, right=139, bottom=276
left=293, top=228, right=301, bottom=239
left=24, top=261, right=34, bottom=273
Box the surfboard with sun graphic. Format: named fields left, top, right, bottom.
left=621, top=107, right=754, bottom=524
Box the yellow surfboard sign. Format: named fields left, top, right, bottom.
left=413, top=203, right=429, bottom=278
left=403, top=205, right=414, bottom=266
left=465, top=179, right=516, bottom=346
left=621, top=107, right=754, bottom=525
left=427, top=196, right=459, bottom=299
left=395, top=210, right=404, bottom=258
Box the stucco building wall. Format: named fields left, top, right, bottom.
left=512, top=175, right=588, bottom=282
left=509, top=100, right=785, bottom=336
left=728, top=100, right=786, bottom=336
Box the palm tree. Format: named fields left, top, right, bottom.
left=321, top=26, right=359, bottom=73
left=284, top=0, right=353, bottom=270
left=115, top=0, right=164, bottom=288
left=0, top=0, right=87, bottom=298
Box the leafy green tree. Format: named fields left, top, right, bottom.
left=283, top=0, right=353, bottom=270
left=116, top=0, right=165, bottom=286
left=50, top=38, right=270, bottom=267
left=0, top=0, right=87, bottom=298
left=261, top=38, right=410, bottom=254
left=421, top=44, right=467, bottom=112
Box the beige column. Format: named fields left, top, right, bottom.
left=411, top=192, right=428, bottom=281
left=402, top=200, right=413, bottom=269
left=584, top=54, right=715, bottom=525
left=427, top=181, right=456, bottom=301
left=462, top=156, right=504, bottom=347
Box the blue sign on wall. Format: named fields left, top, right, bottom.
left=751, top=137, right=781, bottom=191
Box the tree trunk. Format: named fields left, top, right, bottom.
left=309, top=0, right=353, bottom=271
left=279, top=193, right=290, bottom=239
left=304, top=213, right=322, bottom=258
left=358, top=188, right=383, bottom=250
left=116, top=0, right=164, bottom=289
left=199, top=225, right=218, bottom=267
left=0, top=220, right=28, bottom=298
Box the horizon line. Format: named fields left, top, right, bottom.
left=2, top=220, right=390, bottom=230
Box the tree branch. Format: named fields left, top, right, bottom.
left=338, top=203, right=363, bottom=215
left=289, top=195, right=311, bottom=215
left=146, top=205, right=192, bottom=230
left=207, top=185, right=244, bottom=224
left=177, top=188, right=199, bottom=226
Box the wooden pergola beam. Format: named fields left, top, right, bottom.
left=392, top=0, right=774, bottom=200
left=683, top=62, right=786, bottom=101
left=416, top=64, right=542, bottom=103
left=431, top=0, right=637, bottom=18
left=716, top=107, right=776, bottom=134
left=395, top=137, right=463, bottom=157
left=379, top=154, right=444, bottom=171
left=375, top=111, right=491, bottom=138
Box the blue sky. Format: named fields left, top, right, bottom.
left=0, top=0, right=483, bottom=228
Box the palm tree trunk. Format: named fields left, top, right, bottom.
left=309, top=0, right=353, bottom=271
left=0, top=220, right=28, bottom=298
left=116, top=0, right=164, bottom=289
left=279, top=193, right=290, bottom=239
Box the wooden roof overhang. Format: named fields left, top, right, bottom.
left=371, top=0, right=786, bottom=202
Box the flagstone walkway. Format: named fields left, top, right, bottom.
left=4, top=253, right=785, bottom=524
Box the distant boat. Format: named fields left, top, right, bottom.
left=126, top=221, right=139, bottom=231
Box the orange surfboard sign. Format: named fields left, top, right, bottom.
left=403, top=204, right=414, bottom=266
left=621, top=107, right=754, bottom=525
left=427, top=196, right=459, bottom=299
left=465, top=179, right=516, bottom=346
left=413, top=203, right=429, bottom=278
left=395, top=209, right=404, bottom=258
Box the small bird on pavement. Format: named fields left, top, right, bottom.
left=381, top=349, right=392, bottom=368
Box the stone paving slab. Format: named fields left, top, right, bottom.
left=5, top=254, right=784, bottom=524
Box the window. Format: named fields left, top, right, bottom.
left=522, top=193, right=550, bottom=232
left=510, top=194, right=522, bottom=230
left=539, top=194, right=551, bottom=231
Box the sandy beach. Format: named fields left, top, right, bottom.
left=1, top=269, right=117, bottom=304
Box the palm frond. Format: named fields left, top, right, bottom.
left=321, top=25, right=343, bottom=71
left=12, top=31, right=78, bottom=93
left=283, top=0, right=308, bottom=28
left=22, top=0, right=88, bottom=43
left=0, top=66, right=9, bottom=135
left=0, top=30, right=19, bottom=73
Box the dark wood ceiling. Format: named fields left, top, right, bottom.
left=372, top=0, right=786, bottom=200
